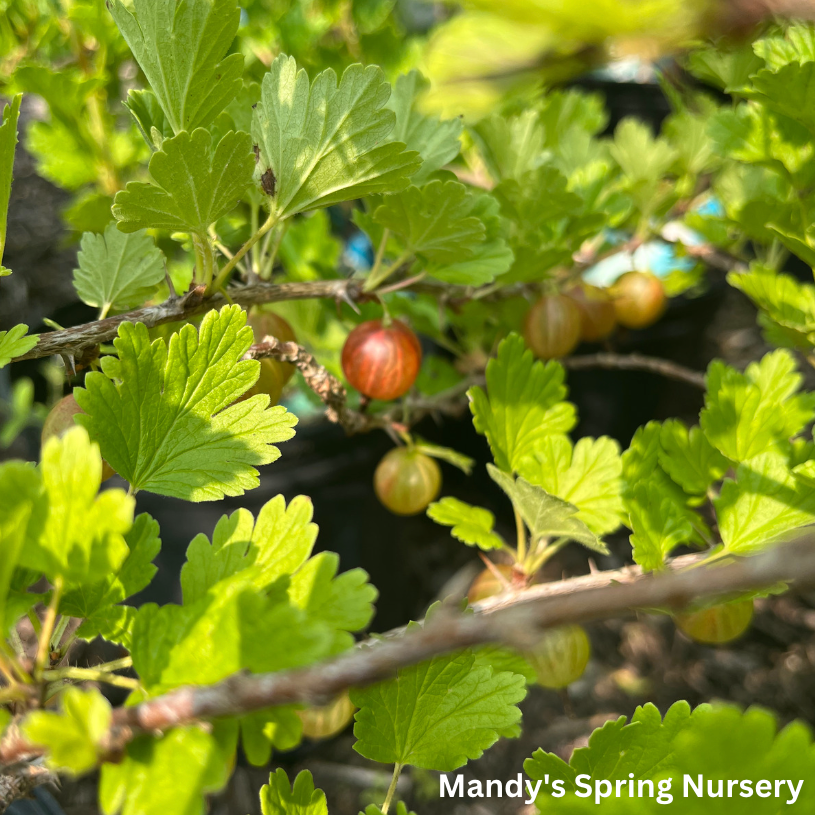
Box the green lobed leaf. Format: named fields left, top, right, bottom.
left=100, top=723, right=236, bottom=815
left=0, top=461, right=46, bottom=634
left=180, top=496, right=375, bottom=655
left=73, top=224, right=165, bottom=315
left=700, top=350, right=815, bottom=463
left=260, top=769, right=327, bottom=815
left=728, top=265, right=815, bottom=346
left=717, top=452, right=815, bottom=555
left=472, top=644, right=538, bottom=684
left=351, top=625, right=526, bottom=771
left=469, top=333, right=576, bottom=473
left=75, top=305, right=298, bottom=501
left=622, top=422, right=710, bottom=548
left=288, top=550, right=377, bottom=653
left=525, top=701, right=815, bottom=813
left=628, top=483, right=694, bottom=571
left=370, top=179, right=486, bottom=264
left=240, top=707, right=302, bottom=767
left=23, top=687, right=112, bottom=775
left=112, top=129, right=254, bottom=235
left=0, top=325, right=38, bottom=368
left=19, top=427, right=133, bottom=585
left=108, top=0, right=243, bottom=135
left=658, top=420, right=729, bottom=496
left=427, top=497, right=505, bottom=551
left=181, top=496, right=317, bottom=602
left=0, top=478, right=32, bottom=634
left=124, top=89, right=173, bottom=151
left=525, top=702, right=691, bottom=808
left=424, top=191, right=513, bottom=285
left=252, top=55, right=421, bottom=219
left=471, top=109, right=544, bottom=183
left=62, top=513, right=161, bottom=649
left=687, top=41, right=764, bottom=92
left=744, top=62, right=815, bottom=137
left=130, top=575, right=332, bottom=695
left=0, top=93, right=22, bottom=274
left=387, top=69, right=462, bottom=186
left=755, top=23, right=815, bottom=70
left=488, top=466, right=606, bottom=553
left=517, top=434, right=624, bottom=536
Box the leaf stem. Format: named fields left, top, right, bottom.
left=0, top=640, right=31, bottom=684
left=364, top=249, right=411, bottom=292
left=514, top=507, right=526, bottom=565
left=50, top=616, right=70, bottom=652
left=381, top=763, right=403, bottom=814
left=250, top=201, right=260, bottom=275
left=35, top=576, right=64, bottom=680
left=211, top=212, right=280, bottom=293
left=42, top=665, right=139, bottom=690
left=369, top=228, right=390, bottom=280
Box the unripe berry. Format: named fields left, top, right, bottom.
left=374, top=447, right=441, bottom=516
left=523, top=295, right=582, bottom=359
left=675, top=600, right=753, bottom=645
left=612, top=271, right=666, bottom=329
left=524, top=625, right=591, bottom=689
left=567, top=284, right=617, bottom=342
left=297, top=692, right=355, bottom=740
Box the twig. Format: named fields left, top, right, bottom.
left=4, top=537, right=814, bottom=766
left=563, top=352, right=706, bottom=389
left=11, top=279, right=366, bottom=363
left=245, top=339, right=480, bottom=435
left=249, top=339, right=707, bottom=432
left=0, top=761, right=55, bottom=814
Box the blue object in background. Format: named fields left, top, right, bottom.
left=694, top=196, right=725, bottom=218
left=343, top=231, right=374, bottom=272
left=8, top=786, right=65, bottom=815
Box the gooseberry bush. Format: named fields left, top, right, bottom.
left=6, top=1, right=815, bottom=813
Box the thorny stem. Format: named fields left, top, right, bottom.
left=211, top=212, right=280, bottom=292
left=381, top=763, right=403, bottom=814
left=35, top=576, right=64, bottom=680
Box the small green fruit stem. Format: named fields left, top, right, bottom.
left=381, top=763, right=403, bottom=814
left=210, top=212, right=280, bottom=293
left=35, top=575, right=64, bottom=680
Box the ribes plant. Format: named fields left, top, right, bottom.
left=4, top=2, right=815, bottom=814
